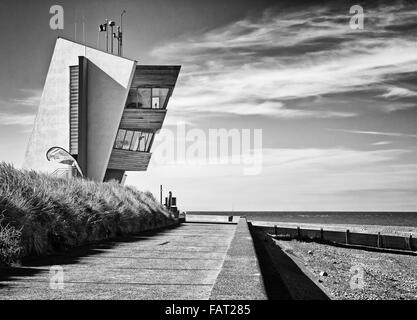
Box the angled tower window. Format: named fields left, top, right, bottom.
left=144, top=132, right=154, bottom=151
left=152, top=96, right=160, bottom=109
left=114, top=129, right=127, bottom=149
left=125, top=87, right=170, bottom=109
left=138, top=132, right=146, bottom=151
left=131, top=131, right=141, bottom=151
left=138, top=88, right=151, bottom=108
left=122, top=130, right=134, bottom=149
left=152, top=88, right=170, bottom=109
left=113, top=129, right=155, bottom=152
left=125, top=88, right=138, bottom=109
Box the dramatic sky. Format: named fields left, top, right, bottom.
left=0, top=0, right=416, bottom=211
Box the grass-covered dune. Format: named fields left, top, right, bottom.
left=0, top=162, right=176, bottom=266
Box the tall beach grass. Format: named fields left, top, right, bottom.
left=0, top=162, right=175, bottom=266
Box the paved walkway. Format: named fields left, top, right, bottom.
left=0, top=222, right=237, bottom=299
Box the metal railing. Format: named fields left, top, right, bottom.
left=51, top=167, right=79, bottom=179
left=258, top=225, right=417, bottom=253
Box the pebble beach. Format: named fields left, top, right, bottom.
left=274, top=239, right=417, bottom=300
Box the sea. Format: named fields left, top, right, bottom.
left=187, top=211, right=417, bottom=227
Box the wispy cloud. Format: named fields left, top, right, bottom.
left=379, top=86, right=417, bottom=99
left=338, top=188, right=417, bottom=196
left=261, top=147, right=410, bottom=169
left=154, top=2, right=417, bottom=118
left=0, top=89, right=40, bottom=126
left=373, top=141, right=392, bottom=146
left=0, top=113, right=35, bottom=126
left=9, top=89, right=42, bottom=107
left=326, top=128, right=417, bottom=138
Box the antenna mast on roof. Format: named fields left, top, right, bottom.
left=82, top=15, right=86, bottom=55
left=108, top=20, right=116, bottom=53
left=120, top=10, right=126, bottom=56
left=98, top=10, right=125, bottom=56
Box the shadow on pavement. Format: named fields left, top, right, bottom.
left=0, top=224, right=180, bottom=288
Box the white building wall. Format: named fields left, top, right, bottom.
left=84, top=47, right=136, bottom=181
left=23, top=38, right=136, bottom=181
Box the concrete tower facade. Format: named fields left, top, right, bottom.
left=23, top=37, right=180, bottom=183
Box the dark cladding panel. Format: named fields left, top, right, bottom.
left=78, top=56, right=88, bottom=176
left=107, top=149, right=151, bottom=171
left=119, top=109, right=167, bottom=130
left=103, top=169, right=125, bottom=183
left=131, top=65, right=181, bottom=88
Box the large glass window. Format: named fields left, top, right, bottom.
left=122, top=130, right=134, bottom=150
left=114, top=129, right=154, bottom=152
left=114, top=129, right=127, bottom=149
left=125, top=87, right=170, bottom=109
left=152, top=88, right=169, bottom=109
left=131, top=131, right=141, bottom=151
left=138, top=88, right=151, bottom=108
left=125, top=89, right=138, bottom=109
left=145, top=132, right=153, bottom=151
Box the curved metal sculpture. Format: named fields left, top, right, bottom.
left=46, top=146, right=84, bottom=177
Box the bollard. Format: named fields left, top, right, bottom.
left=274, top=225, right=278, bottom=237
left=320, top=228, right=324, bottom=241
left=168, top=191, right=172, bottom=208
left=377, top=232, right=382, bottom=248
left=297, top=226, right=301, bottom=239
left=407, top=234, right=413, bottom=251
left=346, top=229, right=350, bottom=245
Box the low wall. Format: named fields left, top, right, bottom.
left=209, top=218, right=267, bottom=300
left=257, top=225, right=417, bottom=252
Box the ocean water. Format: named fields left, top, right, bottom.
left=188, top=211, right=417, bottom=227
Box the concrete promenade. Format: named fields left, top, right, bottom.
left=210, top=218, right=267, bottom=299
left=0, top=219, right=252, bottom=299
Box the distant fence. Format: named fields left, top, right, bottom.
left=257, top=225, right=416, bottom=252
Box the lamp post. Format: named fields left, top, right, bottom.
left=105, top=19, right=109, bottom=52
left=116, top=26, right=121, bottom=55
left=109, top=20, right=116, bottom=54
